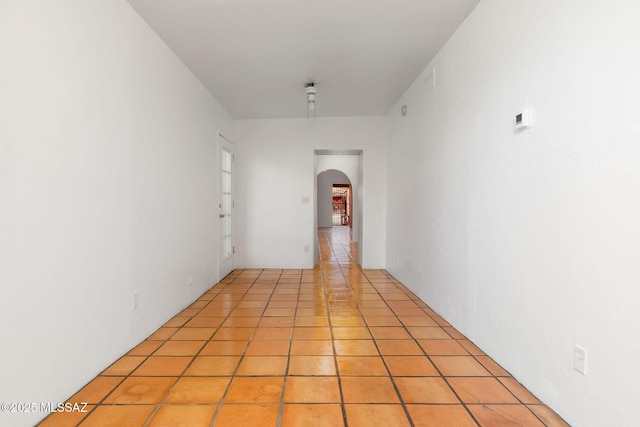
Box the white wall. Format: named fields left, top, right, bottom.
left=386, top=1, right=640, bottom=426
left=234, top=117, right=387, bottom=269
left=0, top=1, right=231, bottom=425
left=317, top=169, right=351, bottom=228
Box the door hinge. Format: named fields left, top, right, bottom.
left=232, top=246, right=235, bottom=254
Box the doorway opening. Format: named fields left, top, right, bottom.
left=332, top=184, right=351, bottom=226
left=314, top=149, right=363, bottom=266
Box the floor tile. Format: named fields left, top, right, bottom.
left=127, top=341, right=162, bottom=356
left=334, top=340, right=379, bottom=356
left=163, top=316, right=191, bottom=328
left=154, top=340, right=206, bottom=356
left=231, top=308, right=265, bottom=317
left=164, top=377, right=231, bottom=404
left=406, top=404, right=477, bottom=427
left=68, top=376, right=124, bottom=403
left=295, top=316, right=330, bottom=327
left=467, top=404, right=546, bottom=426
left=170, top=328, right=216, bottom=341
left=236, top=356, right=288, bottom=376
left=184, top=356, right=240, bottom=376
left=341, top=377, right=400, bottom=403
left=330, top=317, right=365, bottom=327
left=430, top=356, right=491, bottom=377
left=383, top=355, right=439, bottom=376
left=211, top=327, right=254, bottom=340
left=290, top=340, right=334, bottom=355
left=345, top=404, right=411, bottom=427
left=77, top=405, right=155, bottom=427
left=147, top=405, right=216, bottom=427
left=364, top=316, right=403, bottom=326
left=132, top=356, right=192, bottom=376
left=185, top=316, right=225, bottom=328
left=332, top=327, right=372, bottom=339
left=252, top=327, right=293, bottom=340
left=282, top=404, right=344, bottom=427
left=259, top=317, right=295, bottom=328
left=448, top=377, right=520, bottom=404
left=293, top=327, right=331, bottom=340
left=337, top=356, right=388, bottom=376
left=244, top=340, right=290, bottom=356
left=101, top=356, right=146, bottom=376
left=224, top=377, right=283, bottom=403
left=103, top=377, right=176, bottom=404
left=222, top=317, right=261, bottom=328
left=376, top=339, right=423, bottom=355
left=147, top=328, right=178, bottom=341
left=199, top=340, right=247, bottom=356
left=406, top=326, right=451, bottom=339
left=369, top=326, right=411, bottom=340
left=459, top=339, right=485, bottom=355
left=37, top=405, right=95, bottom=426
left=288, top=355, right=337, bottom=376
left=213, top=404, right=279, bottom=426
left=499, top=377, right=541, bottom=404
left=417, top=339, right=469, bottom=356
left=527, top=405, right=572, bottom=427
left=394, top=377, right=459, bottom=404
left=283, top=377, right=341, bottom=402
left=476, top=355, right=511, bottom=376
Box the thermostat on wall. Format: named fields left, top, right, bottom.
left=515, top=108, right=533, bottom=129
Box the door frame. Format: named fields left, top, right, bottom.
left=218, top=132, right=234, bottom=280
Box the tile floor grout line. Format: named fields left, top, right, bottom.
left=327, top=227, right=479, bottom=427
left=201, top=270, right=264, bottom=427
left=335, top=231, right=416, bottom=427
left=147, top=270, right=250, bottom=427
left=319, top=231, right=350, bottom=427
left=276, top=268, right=292, bottom=427
left=209, top=269, right=278, bottom=427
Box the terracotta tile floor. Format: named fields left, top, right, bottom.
left=38, top=227, right=570, bottom=426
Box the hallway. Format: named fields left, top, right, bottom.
left=38, top=227, right=568, bottom=426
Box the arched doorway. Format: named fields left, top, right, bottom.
left=314, top=150, right=363, bottom=266
left=317, top=169, right=352, bottom=228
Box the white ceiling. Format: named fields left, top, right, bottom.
left=127, top=0, right=480, bottom=119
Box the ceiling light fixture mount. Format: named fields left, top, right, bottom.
left=305, top=81, right=318, bottom=119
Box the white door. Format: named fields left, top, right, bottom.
left=218, top=134, right=234, bottom=279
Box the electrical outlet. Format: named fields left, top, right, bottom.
left=574, top=345, right=587, bottom=375
left=132, top=293, right=138, bottom=310
left=304, top=245, right=310, bottom=253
